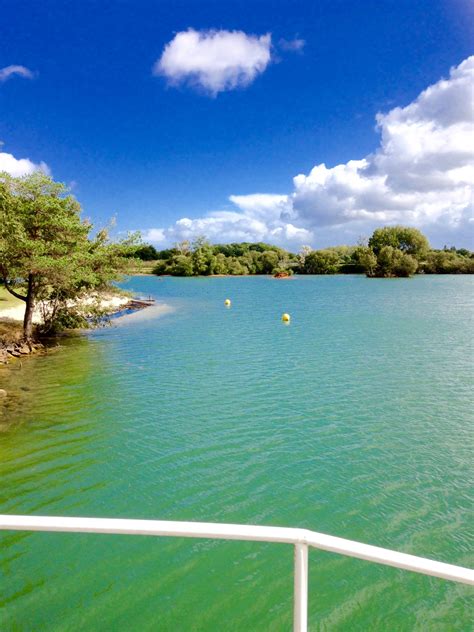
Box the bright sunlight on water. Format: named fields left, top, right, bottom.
left=1, top=275, right=473, bottom=631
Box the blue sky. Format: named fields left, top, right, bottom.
left=1, top=0, right=473, bottom=248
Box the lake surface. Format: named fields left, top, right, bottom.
left=1, top=275, right=473, bottom=631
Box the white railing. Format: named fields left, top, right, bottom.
left=1, top=515, right=473, bottom=631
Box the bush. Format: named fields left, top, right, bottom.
left=304, top=250, right=341, bottom=274
left=38, top=307, right=89, bottom=335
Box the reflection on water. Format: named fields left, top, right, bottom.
left=1, top=275, right=473, bottom=630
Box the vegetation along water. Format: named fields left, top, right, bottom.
left=1, top=274, right=472, bottom=630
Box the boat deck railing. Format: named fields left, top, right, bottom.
left=1, top=514, right=473, bottom=631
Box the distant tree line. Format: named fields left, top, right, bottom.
left=129, top=226, right=473, bottom=278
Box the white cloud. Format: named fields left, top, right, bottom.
left=141, top=228, right=166, bottom=243
left=0, top=150, right=50, bottom=177
left=0, top=65, right=35, bottom=82
left=154, top=29, right=271, bottom=95
left=144, top=194, right=312, bottom=246
left=291, top=55, right=474, bottom=246
left=145, top=56, right=474, bottom=249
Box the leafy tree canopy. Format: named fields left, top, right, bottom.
left=368, top=226, right=430, bottom=258
left=0, top=172, right=136, bottom=339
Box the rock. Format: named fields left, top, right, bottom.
left=0, top=389, right=7, bottom=398
left=19, top=345, right=31, bottom=355
left=9, top=350, right=21, bottom=357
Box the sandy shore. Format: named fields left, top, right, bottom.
left=0, top=294, right=130, bottom=323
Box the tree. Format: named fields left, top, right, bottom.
left=368, top=226, right=429, bottom=258
left=374, top=246, right=418, bottom=277
left=226, top=257, right=249, bottom=275
left=210, top=253, right=228, bottom=275
left=191, top=237, right=212, bottom=275
left=168, top=254, right=194, bottom=276
left=259, top=250, right=279, bottom=274
left=175, top=240, right=191, bottom=254
left=304, top=249, right=341, bottom=274
left=0, top=172, right=134, bottom=340
left=132, top=244, right=158, bottom=261
left=421, top=250, right=474, bottom=274
left=298, top=245, right=312, bottom=266
left=356, top=247, right=378, bottom=276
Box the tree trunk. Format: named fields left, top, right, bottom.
left=23, top=274, right=35, bottom=341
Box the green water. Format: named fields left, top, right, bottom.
left=1, top=275, right=473, bottom=631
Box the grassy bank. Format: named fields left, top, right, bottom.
left=0, top=287, right=23, bottom=310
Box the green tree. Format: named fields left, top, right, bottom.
left=168, top=254, right=194, bottom=276
left=421, top=250, right=474, bottom=274
left=356, top=247, right=378, bottom=276
left=304, top=249, right=341, bottom=274
left=131, top=244, right=158, bottom=261
left=226, top=257, right=248, bottom=275
left=152, top=260, right=170, bottom=275
left=369, top=226, right=429, bottom=258
left=375, top=246, right=418, bottom=277
left=191, top=237, right=212, bottom=275
left=259, top=250, right=279, bottom=274
left=0, top=172, right=134, bottom=340
left=209, top=253, right=228, bottom=275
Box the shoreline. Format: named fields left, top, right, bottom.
left=0, top=293, right=132, bottom=324
left=0, top=292, right=163, bottom=365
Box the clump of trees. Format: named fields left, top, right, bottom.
left=151, top=238, right=297, bottom=276
left=354, top=226, right=428, bottom=278
left=422, top=248, right=474, bottom=274
left=356, top=226, right=474, bottom=277
left=148, top=226, right=472, bottom=279
left=0, top=172, right=137, bottom=340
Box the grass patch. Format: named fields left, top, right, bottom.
left=0, top=287, right=23, bottom=309
left=127, top=260, right=158, bottom=274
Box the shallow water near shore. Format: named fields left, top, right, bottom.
left=1, top=275, right=473, bottom=630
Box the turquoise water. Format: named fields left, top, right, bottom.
left=1, top=275, right=473, bottom=631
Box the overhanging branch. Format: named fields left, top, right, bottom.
left=2, top=278, right=27, bottom=302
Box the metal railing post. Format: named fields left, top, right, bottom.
left=293, top=543, right=308, bottom=632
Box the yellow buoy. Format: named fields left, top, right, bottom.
left=224, top=299, right=231, bottom=307
left=282, top=313, right=290, bottom=323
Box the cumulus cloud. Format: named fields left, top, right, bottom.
left=0, top=65, right=35, bottom=82
left=141, top=228, right=166, bottom=243
left=144, top=194, right=311, bottom=246
left=292, top=56, right=474, bottom=245
left=0, top=149, right=50, bottom=177
left=144, top=56, right=474, bottom=249
left=154, top=28, right=271, bottom=95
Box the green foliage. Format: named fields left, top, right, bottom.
left=258, top=251, right=280, bottom=274
left=152, top=240, right=288, bottom=277
left=168, top=254, right=195, bottom=276
left=355, top=247, right=378, bottom=276
left=304, top=249, right=341, bottom=274
left=154, top=248, right=177, bottom=260
left=146, top=227, right=471, bottom=279
left=131, top=244, right=159, bottom=261
left=0, top=171, right=137, bottom=338
left=374, top=246, right=418, bottom=277
left=421, top=250, right=474, bottom=274
left=354, top=226, right=438, bottom=278
left=38, top=306, right=89, bottom=335
left=369, top=226, right=429, bottom=258
left=152, top=260, right=170, bottom=275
